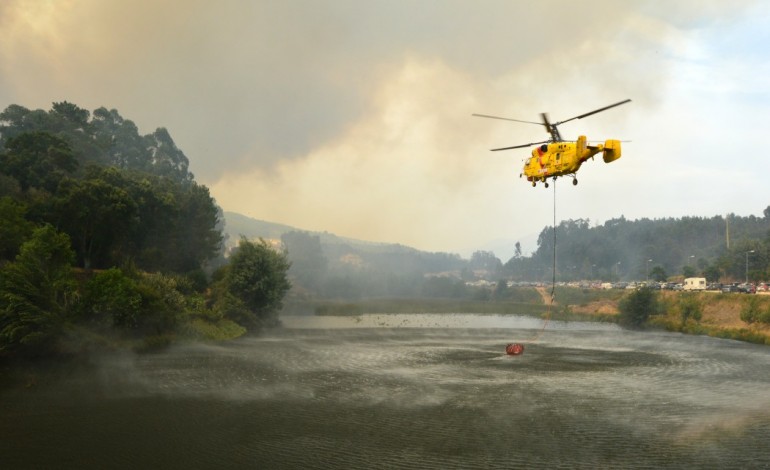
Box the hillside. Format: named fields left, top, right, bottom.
left=223, top=212, right=300, bottom=245
left=222, top=212, right=470, bottom=300
left=222, top=211, right=421, bottom=254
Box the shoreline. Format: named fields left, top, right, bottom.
left=284, top=287, right=770, bottom=345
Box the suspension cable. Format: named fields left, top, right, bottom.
left=518, top=179, right=556, bottom=346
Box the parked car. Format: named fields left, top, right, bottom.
left=721, top=283, right=740, bottom=293
left=737, top=283, right=756, bottom=294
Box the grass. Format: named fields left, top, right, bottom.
left=552, top=286, right=626, bottom=306
left=649, top=315, right=770, bottom=345
left=180, top=318, right=247, bottom=341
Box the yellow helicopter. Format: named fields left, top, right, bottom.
left=473, top=99, right=631, bottom=188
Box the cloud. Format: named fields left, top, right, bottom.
left=211, top=55, right=508, bottom=251
left=2, top=0, right=769, bottom=255
left=0, top=0, right=669, bottom=177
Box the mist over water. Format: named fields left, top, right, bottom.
left=2, top=314, right=769, bottom=469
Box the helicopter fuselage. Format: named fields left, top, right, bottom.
left=473, top=98, right=630, bottom=187
left=521, top=135, right=621, bottom=187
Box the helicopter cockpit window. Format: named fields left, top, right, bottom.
left=540, top=144, right=548, bottom=152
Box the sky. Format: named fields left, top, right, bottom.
left=2, top=0, right=770, bottom=259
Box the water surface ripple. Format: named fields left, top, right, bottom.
left=2, top=314, right=769, bottom=469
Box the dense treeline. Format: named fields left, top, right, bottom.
left=0, top=102, right=290, bottom=360
left=505, top=214, right=770, bottom=283
left=0, top=102, right=192, bottom=182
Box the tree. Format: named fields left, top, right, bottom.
left=649, top=266, right=667, bottom=282
left=54, top=176, right=138, bottom=269
left=702, top=264, right=721, bottom=283
left=0, top=225, right=76, bottom=356
left=91, top=107, right=148, bottom=170
left=0, top=197, right=34, bottom=261
left=682, top=265, right=696, bottom=278
left=0, top=131, right=78, bottom=192
left=493, top=279, right=509, bottom=300
left=469, top=251, right=503, bottom=279
left=144, top=127, right=192, bottom=182
left=281, top=231, right=328, bottom=290
left=617, top=288, right=659, bottom=328
left=50, top=101, right=90, bottom=132
left=219, top=238, right=291, bottom=331
left=170, top=182, right=222, bottom=272
left=47, top=165, right=221, bottom=273
left=0, top=172, right=21, bottom=198
left=0, top=105, right=49, bottom=143
left=1, top=102, right=194, bottom=182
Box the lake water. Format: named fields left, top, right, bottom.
left=2, top=314, right=770, bottom=469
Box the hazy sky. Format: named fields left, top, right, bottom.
left=2, top=0, right=769, bottom=258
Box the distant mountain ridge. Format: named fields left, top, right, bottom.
left=223, top=212, right=298, bottom=243
left=222, top=212, right=533, bottom=263
left=222, top=211, right=424, bottom=254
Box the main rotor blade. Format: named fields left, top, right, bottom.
left=554, top=99, right=631, bottom=126
left=472, top=113, right=542, bottom=126
left=541, top=112, right=561, bottom=141
left=491, top=140, right=551, bottom=151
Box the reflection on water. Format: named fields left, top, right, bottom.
left=2, top=314, right=770, bottom=469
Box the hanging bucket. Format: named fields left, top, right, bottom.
left=506, top=343, right=525, bottom=355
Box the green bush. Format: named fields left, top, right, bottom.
left=678, top=294, right=703, bottom=325
left=81, top=268, right=142, bottom=329
left=80, top=269, right=186, bottom=336
left=617, top=288, right=659, bottom=328
left=740, top=296, right=762, bottom=324
left=0, top=225, right=76, bottom=356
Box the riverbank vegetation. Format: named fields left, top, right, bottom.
left=0, top=102, right=290, bottom=362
